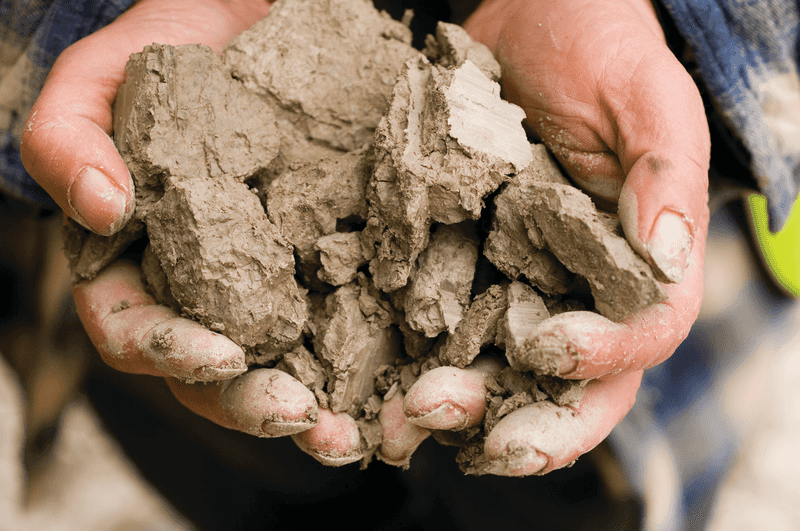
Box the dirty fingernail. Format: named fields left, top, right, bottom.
left=407, top=402, right=470, bottom=431
left=291, top=410, right=363, bottom=466
left=647, top=210, right=692, bottom=283
left=68, top=166, right=130, bottom=236
left=262, top=417, right=317, bottom=437
left=192, top=364, right=247, bottom=381
left=486, top=446, right=550, bottom=477
left=510, top=334, right=580, bottom=376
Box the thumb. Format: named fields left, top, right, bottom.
left=613, top=49, right=711, bottom=284
left=19, top=0, right=271, bottom=236
left=479, top=0, right=710, bottom=284
left=20, top=29, right=135, bottom=236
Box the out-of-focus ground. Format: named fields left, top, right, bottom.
left=0, top=366, right=191, bottom=531
left=0, top=197, right=798, bottom=530
left=701, top=203, right=800, bottom=531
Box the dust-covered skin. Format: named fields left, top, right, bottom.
left=404, top=356, right=504, bottom=431
left=72, top=260, right=246, bottom=381
left=55, top=0, right=710, bottom=479
left=291, top=409, right=363, bottom=467
left=476, top=371, right=641, bottom=476
left=167, top=369, right=319, bottom=438
left=377, top=391, right=431, bottom=468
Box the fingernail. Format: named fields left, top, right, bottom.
left=647, top=210, right=693, bottom=283
left=507, top=333, right=580, bottom=376
left=407, top=402, right=471, bottom=430
left=192, top=364, right=247, bottom=382
left=485, top=446, right=550, bottom=476
left=262, top=416, right=318, bottom=438
left=68, top=167, right=130, bottom=236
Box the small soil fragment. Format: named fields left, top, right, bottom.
left=404, top=222, right=479, bottom=337
left=316, top=232, right=368, bottom=286
left=423, top=21, right=501, bottom=81
left=63, top=218, right=144, bottom=283
left=313, top=278, right=401, bottom=417
left=396, top=315, right=438, bottom=360
left=496, top=281, right=551, bottom=353
left=279, top=345, right=329, bottom=409
left=439, top=284, right=508, bottom=368
left=140, top=243, right=179, bottom=311
left=536, top=374, right=588, bottom=407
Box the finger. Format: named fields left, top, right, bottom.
left=378, top=391, right=430, bottom=468
left=404, top=356, right=504, bottom=430
left=73, top=259, right=247, bottom=380
left=506, top=234, right=704, bottom=380
left=166, top=368, right=318, bottom=437
left=20, top=0, right=270, bottom=235
left=291, top=409, right=363, bottom=466
left=482, top=370, right=642, bottom=476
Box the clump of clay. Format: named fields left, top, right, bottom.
left=66, top=1, right=674, bottom=474
left=403, top=222, right=479, bottom=337
left=484, top=144, right=574, bottom=295
left=146, top=176, right=307, bottom=347
left=312, top=275, right=400, bottom=416
left=363, top=55, right=533, bottom=291
left=265, top=148, right=371, bottom=286
left=525, top=182, right=667, bottom=321
left=224, top=0, right=422, bottom=171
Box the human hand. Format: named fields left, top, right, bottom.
left=72, top=259, right=319, bottom=437
left=25, top=0, right=330, bottom=441
left=403, top=0, right=710, bottom=475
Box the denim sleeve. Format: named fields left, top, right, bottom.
left=0, top=0, right=135, bottom=209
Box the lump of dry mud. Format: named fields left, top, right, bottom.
left=66, top=0, right=673, bottom=474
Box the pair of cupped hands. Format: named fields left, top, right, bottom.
left=22, top=0, right=709, bottom=475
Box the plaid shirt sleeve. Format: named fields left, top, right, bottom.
left=659, top=0, right=800, bottom=232
left=0, top=0, right=135, bottom=209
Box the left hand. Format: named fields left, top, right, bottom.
left=404, top=0, right=710, bottom=475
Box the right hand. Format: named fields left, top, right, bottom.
left=23, top=0, right=349, bottom=449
